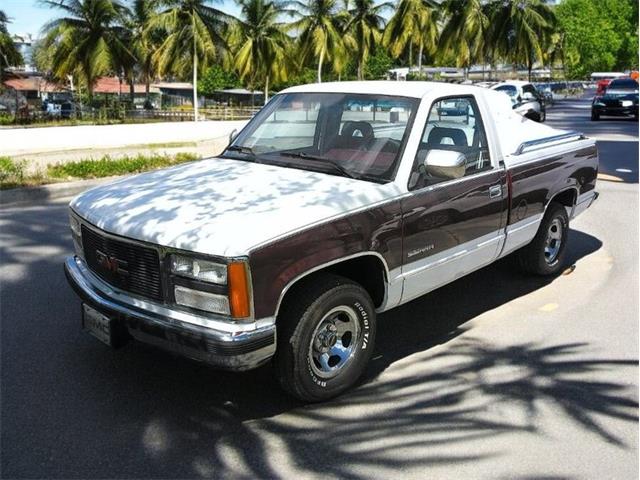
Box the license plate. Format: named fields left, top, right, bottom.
left=82, top=304, right=113, bottom=346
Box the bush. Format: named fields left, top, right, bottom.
left=47, top=153, right=199, bottom=179
left=0, top=113, right=14, bottom=125
left=0, top=157, right=26, bottom=187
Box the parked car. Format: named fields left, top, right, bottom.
left=65, top=82, right=599, bottom=401
left=534, top=82, right=555, bottom=106
left=491, top=81, right=546, bottom=122
left=591, top=77, right=639, bottom=121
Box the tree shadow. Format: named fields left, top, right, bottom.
left=2, top=199, right=638, bottom=479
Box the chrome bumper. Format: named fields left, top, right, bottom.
left=64, top=256, right=276, bottom=370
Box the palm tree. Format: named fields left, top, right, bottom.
left=149, top=0, right=231, bottom=120
left=383, top=0, right=438, bottom=76
left=288, top=0, right=347, bottom=83
left=230, top=0, right=290, bottom=103
left=40, top=0, right=132, bottom=99
left=1, top=11, right=23, bottom=76
left=489, top=0, right=556, bottom=81
left=125, top=0, right=162, bottom=105
left=345, top=0, right=391, bottom=80
left=439, top=0, right=487, bottom=79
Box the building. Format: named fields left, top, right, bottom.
left=10, top=33, right=36, bottom=72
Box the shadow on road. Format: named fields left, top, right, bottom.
left=1, top=202, right=637, bottom=479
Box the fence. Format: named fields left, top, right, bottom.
left=1, top=106, right=261, bottom=126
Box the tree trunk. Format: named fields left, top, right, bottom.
left=193, top=32, right=199, bottom=121
left=264, top=74, right=269, bottom=104
left=317, top=44, right=325, bottom=83
left=129, top=77, right=135, bottom=104
left=409, top=42, right=412, bottom=68
left=418, top=44, right=423, bottom=78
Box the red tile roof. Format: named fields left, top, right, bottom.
left=93, top=76, right=148, bottom=94
left=3, top=77, right=66, bottom=92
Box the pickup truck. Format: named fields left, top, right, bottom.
left=64, top=82, right=599, bottom=401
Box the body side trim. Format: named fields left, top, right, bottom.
left=399, top=230, right=504, bottom=305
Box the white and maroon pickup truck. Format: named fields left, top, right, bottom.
left=65, top=81, right=599, bottom=401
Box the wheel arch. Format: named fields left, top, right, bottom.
left=274, top=252, right=390, bottom=320
left=546, top=186, right=579, bottom=217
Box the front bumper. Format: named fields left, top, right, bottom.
left=64, top=256, right=276, bottom=370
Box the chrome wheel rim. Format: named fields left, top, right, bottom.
left=544, top=218, right=563, bottom=264
left=308, top=306, right=361, bottom=379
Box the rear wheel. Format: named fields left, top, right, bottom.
left=517, top=202, right=569, bottom=276
left=274, top=273, right=376, bottom=402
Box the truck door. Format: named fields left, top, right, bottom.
left=400, top=95, right=507, bottom=304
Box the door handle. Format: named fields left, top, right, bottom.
left=489, top=185, right=502, bottom=198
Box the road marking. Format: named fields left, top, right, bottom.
left=539, top=303, right=559, bottom=312
left=597, top=173, right=624, bottom=182
left=616, top=168, right=633, bottom=173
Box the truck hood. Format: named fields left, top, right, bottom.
left=70, top=157, right=402, bottom=257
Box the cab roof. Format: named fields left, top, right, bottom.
left=280, top=81, right=488, bottom=99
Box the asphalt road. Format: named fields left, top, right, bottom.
left=1, top=95, right=638, bottom=479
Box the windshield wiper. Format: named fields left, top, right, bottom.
left=279, top=151, right=360, bottom=180
left=225, top=145, right=259, bottom=160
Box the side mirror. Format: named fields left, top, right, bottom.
left=228, top=129, right=238, bottom=145
left=423, top=149, right=466, bottom=180
left=522, top=92, right=535, bottom=101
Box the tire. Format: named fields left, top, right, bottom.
left=591, top=111, right=599, bottom=121
left=517, top=202, right=569, bottom=276
left=274, top=273, right=376, bottom=402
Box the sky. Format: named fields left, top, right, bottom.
left=2, top=0, right=242, bottom=37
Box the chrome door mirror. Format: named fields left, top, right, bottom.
left=423, top=149, right=466, bottom=180
left=522, top=91, right=535, bottom=101
left=228, top=129, right=238, bottom=145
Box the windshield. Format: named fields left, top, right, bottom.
left=224, top=92, right=419, bottom=183
left=602, top=91, right=638, bottom=100
left=494, top=85, right=518, bottom=97
left=608, top=78, right=638, bottom=91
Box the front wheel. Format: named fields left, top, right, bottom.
left=517, top=202, right=569, bottom=276
left=274, top=273, right=376, bottom=402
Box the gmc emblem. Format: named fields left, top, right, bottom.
left=95, top=250, right=129, bottom=276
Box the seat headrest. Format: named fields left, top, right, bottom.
left=428, top=127, right=468, bottom=147
left=342, top=121, right=374, bottom=140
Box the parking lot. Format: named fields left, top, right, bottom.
left=1, top=94, right=637, bottom=479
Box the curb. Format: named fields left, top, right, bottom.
left=0, top=176, right=120, bottom=207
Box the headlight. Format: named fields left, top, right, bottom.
left=174, top=286, right=230, bottom=315
left=593, top=101, right=605, bottom=106
left=621, top=100, right=633, bottom=107
left=69, top=212, right=84, bottom=258
left=170, top=254, right=227, bottom=284
left=69, top=213, right=81, bottom=238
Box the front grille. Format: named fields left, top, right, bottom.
left=81, top=225, right=163, bottom=301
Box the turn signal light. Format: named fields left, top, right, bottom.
left=228, top=262, right=251, bottom=319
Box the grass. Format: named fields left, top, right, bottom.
left=0, top=152, right=200, bottom=190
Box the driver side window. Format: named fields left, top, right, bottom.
left=409, top=96, right=492, bottom=190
